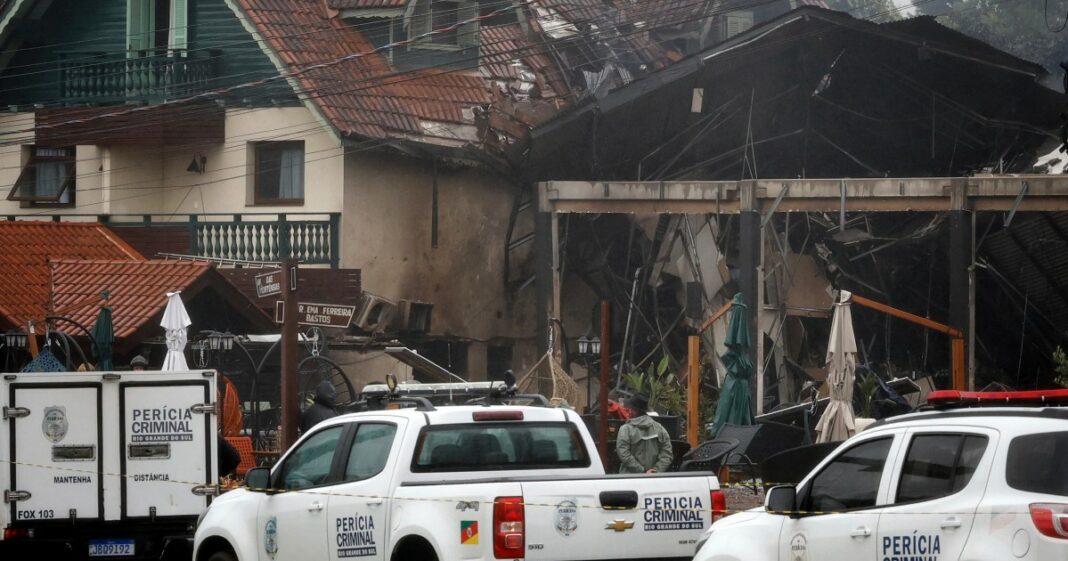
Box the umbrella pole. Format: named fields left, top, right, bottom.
left=687, top=335, right=700, bottom=448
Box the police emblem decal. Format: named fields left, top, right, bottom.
left=789, top=533, right=808, bottom=561
left=555, top=500, right=579, bottom=536
left=265, top=516, right=278, bottom=558
left=42, top=406, right=68, bottom=444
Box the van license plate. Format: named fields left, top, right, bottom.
left=88, top=539, right=135, bottom=557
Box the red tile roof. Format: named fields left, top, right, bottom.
left=50, top=259, right=274, bottom=340
left=237, top=0, right=490, bottom=143
left=0, top=221, right=143, bottom=329
left=50, top=260, right=210, bottom=339
left=233, top=0, right=684, bottom=152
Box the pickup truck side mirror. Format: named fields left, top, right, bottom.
left=765, top=485, right=797, bottom=517
left=245, top=467, right=275, bottom=494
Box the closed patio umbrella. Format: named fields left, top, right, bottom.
left=711, top=293, right=755, bottom=436
left=161, top=291, right=192, bottom=371
left=91, top=305, right=113, bottom=371
left=815, top=290, right=858, bottom=443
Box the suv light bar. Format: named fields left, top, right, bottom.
left=928, top=389, right=1068, bottom=407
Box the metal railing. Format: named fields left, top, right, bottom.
left=3, top=213, right=341, bottom=268
left=56, top=49, right=219, bottom=103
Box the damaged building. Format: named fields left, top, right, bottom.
left=0, top=0, right=1065, bottom=409
left=528, top=8, right=1068, bottom=412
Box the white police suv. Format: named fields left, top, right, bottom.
left=694, top=389, right=1068, bottom=561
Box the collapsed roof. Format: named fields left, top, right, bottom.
left=232, top=0, right=812, bottom=164
left=529, top=8, right=1062, bottom=180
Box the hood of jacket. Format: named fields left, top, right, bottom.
left=314, top=381, right=337, bottom=408
left=626, top=414, right=661, bottom=434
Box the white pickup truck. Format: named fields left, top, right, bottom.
left=1, top=369, right=219, bottom=560
left=194, top=401, right=723, bottom=561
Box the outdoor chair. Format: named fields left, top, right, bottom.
left=678, top=438, right=740, bottom=472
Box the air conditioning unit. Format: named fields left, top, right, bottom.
left=394, top=300, right=433, bottom=333
left=353, top=293, right=397, bottom=332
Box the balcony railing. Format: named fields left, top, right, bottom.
left=57, top=49, right=219, bottom=103
left=5, top=213, right=341, bottom=268
left=190, top=215, right=339, bottom=266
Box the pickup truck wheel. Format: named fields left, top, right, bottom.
left=392, top=537, right=438, bottom=561
left=206, top=550, right=237, bottom=561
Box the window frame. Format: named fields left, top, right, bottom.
left=799, top=436, right=894, bottom=516
left=252, top=140, right=306, bottom=206
left=272, top=424, right=352, bottom=492
left=892, top=432, right=989, bottom=506
left=8, top=146, right=76, bottom=207
left=409, top=421, right=593, bottom=473
left=1005, top=430, right=1068, bottom=497
left=405, top=0, right=479, bottom=51
left=341, top=422, right=399, bottom=483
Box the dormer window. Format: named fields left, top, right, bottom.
left=406, top=0, right=479, bottom=50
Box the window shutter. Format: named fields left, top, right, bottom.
left=457, top=1, right=479, bottom=48
left=408, top=0, right=430, bottom=40
left=169, top=0, right=189, bottom=53
left=126, top=0, right=154, bottom=54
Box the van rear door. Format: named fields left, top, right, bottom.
left=120, top=379, right=215, bottom=518
left=9, top=382, right=103, bottom=522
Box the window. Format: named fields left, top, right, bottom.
left=1007, top=431, right=1068, bottom=496
left=406, top=0, right=479, bottom=49
left=8, top=146, right=75, bottom=206
left=805, top=437, right=892, bottom=513
left=895, top=434, right=987, bottom=503
left=276, top=425, right=343, bottom=490
left=344, top=423, right=397, bottom=481
left=127, top=0, right=187, bottom=54
left=254, top=141, right=304, bottom=204
left=412, top=422, right=590, bottom=472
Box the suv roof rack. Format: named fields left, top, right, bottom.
left=927, top=389, right=1068, bottom=409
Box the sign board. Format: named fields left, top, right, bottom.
left=296, top=302, right=356, bottom=328
left=254, top=270, right=283, bottom=298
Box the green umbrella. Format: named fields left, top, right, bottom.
left=711, top=293, right=755, bottom=436
left=91, top=306, right=114, bottom=371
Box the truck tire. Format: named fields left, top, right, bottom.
left=206, top=551, right=237, bottom=561
left=392, top=536, right=438, bottom=561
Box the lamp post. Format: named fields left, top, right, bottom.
left=577, top=334, right=601, bottom=411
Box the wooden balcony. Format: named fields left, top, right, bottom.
left=57, top=49, right=219, bottom=104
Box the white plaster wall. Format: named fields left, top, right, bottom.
left=342, top=150, right=536, bottom=342
left=160, top=107, right=343, bottom=217
left=0, top=112, right=36, bottom=216
left=0, top=106, right=343, bottom=219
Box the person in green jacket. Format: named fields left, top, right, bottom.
left=616, top=393, right=673, bottom=473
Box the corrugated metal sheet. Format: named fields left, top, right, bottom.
left=982, top=213, right=1068, bottom=330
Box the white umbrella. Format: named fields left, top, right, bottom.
left=161, top=291, right=192, bottom=371
left=815, top=290, right=858, bottom=443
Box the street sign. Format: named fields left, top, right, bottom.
left=296, top=302, right=356, bottom=328
left=254, top=270, right=283, bottom=298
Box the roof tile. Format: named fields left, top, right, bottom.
left=50, top=259, right=212, bottom=339
left=0, top=221, right=143, bottom=328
